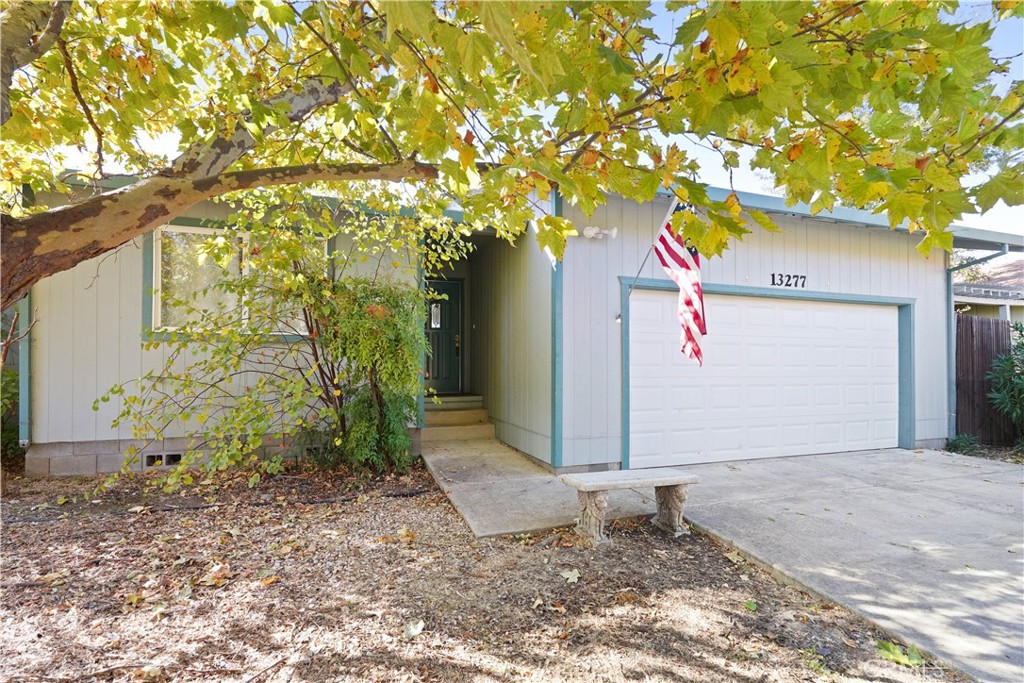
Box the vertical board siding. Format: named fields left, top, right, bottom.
left=31, top=228, right=421, bottom=446
left=955, top=315, right=1021, bottom=445
left=32, top=241, right=168, bottom=443
left=469, top=235, right=552, bottom=462
left=561, top=197, right=949, bottom=468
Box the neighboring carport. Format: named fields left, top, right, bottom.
left=683, top=448, right=1023, bottom=683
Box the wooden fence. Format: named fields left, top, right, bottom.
left=956, top=315, right=1020, bottom=445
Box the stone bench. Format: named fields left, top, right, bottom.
left=559, top=469, right=700, bottom=544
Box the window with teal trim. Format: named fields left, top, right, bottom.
left=153, top=226, right=244, bottom=329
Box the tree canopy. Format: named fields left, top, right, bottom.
left=2, top=0, right=1021, bottom=310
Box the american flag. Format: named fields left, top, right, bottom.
left=654, top=199, right=706, bottom=366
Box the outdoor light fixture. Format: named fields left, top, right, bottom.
left=582, top=226, right=618, bottom=239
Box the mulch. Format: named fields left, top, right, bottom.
left=0, top=462, right=972, bottom=683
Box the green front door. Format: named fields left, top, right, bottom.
left=425, top=280, right=462, bottom=394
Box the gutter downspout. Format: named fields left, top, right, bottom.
left=946, top=244, right=1009, bottom=439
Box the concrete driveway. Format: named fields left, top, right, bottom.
left=683, top=449, right=1024, bottom=683
left=423, top=442, right=1023, bottom=681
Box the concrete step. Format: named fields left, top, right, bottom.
left=421, top=423, right=495, bottom=443
left=426, top=394, right=484, bottom=411
left=425, top=408, right=489, bottom=427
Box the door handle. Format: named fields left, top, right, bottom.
left=454, top=334, right=461, bottom=358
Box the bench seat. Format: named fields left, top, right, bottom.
left=559, top=468, right=700, bottom=544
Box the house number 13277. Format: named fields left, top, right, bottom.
left=770, top=273, right=806, bottom=288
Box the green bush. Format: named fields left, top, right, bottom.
left=98, top=194, right=465, bottom=491
left=988, top=322, right=1024, bottom=435
left=945, top=433, right=980, bottom=455
left=1, top=368, right=24, bottom=471
left=1, top=368, right=17, bottom=419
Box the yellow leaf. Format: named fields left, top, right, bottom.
left=459, top=144, right=476, bottom=170
left=541, top=141, right=558, bottom=159
left=259, top=575, right=281, bottom=586
left=664, top=81, right=686, bottom=99
left=725, top=191, right=742, bottom=217
left=826, top=138, right=840, bottom=162
left=913, top=53, right=939, bottom=76
left=867, top=182, right=891, bottom=200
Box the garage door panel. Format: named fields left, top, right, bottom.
left=629, top=292, right=900, bottom=468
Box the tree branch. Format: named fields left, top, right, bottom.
left=0, top=0, right=71, bottom=125
left=56, top=37, right=105, bottom=174
left=1, top=160, right=444, bottom=310
left=166, top=78, right=353, bottom=179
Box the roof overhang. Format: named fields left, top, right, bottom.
left=949, top=226, right=1024, bottom=252
left=953, top=294, right=1023, bottom=306
left=656, top=186, right=1023, bottom=252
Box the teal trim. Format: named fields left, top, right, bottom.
left=653, top=186, right=1020, bottom=246
left=416, top=253, right=425, bottom=430
left=898, top=304, right=915, bottom=448
left=168, top=216, right=223, bottom=229
left=946, top=263, right=955, bottom=439
left=618, top=279, right=917, bottom=467
left=550, top=189, right=564, bottom=468
left=17, top=293, right=31, bottom=444
left=141, top=232, right=154, bottom=336
left=618, top=277, right=915, bottom=306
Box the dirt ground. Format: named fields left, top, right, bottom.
left=1, top=463, right=973, bottom=683
left=953, top=443, right=1024, bottom=465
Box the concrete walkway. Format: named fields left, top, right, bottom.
left=422, top=441, right=1024, bottom=683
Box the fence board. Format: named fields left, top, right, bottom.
left=956, top=315, right=1020, bottom=445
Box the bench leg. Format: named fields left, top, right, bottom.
left=653, top=484, right=690, bottom=537
left=576, top=490, right=609, bottom=544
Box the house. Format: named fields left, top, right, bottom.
left=953, top=256, right=1024, bottom=323
left=17, top=183, right=1024, bottom=476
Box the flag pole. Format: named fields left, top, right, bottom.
left=624, top=196, right=680, bottom=303
left=624, top=244, right=654, bottom=303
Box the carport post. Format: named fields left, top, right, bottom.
left=945, top=244, right=1009, bottom=439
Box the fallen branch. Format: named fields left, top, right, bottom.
left=240, top=656, right=287, bottom=683
left=56, top=663, right=148, bottom=682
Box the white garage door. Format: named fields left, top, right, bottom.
left=629, top=291, right=899, bottom=469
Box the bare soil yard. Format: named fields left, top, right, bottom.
left=1, top=463, right=971, bottom=683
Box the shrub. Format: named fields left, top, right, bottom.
left=98, top=193, right=469, bottom=491
left=945, top=433, right=980, bottom=455
left=1, top=368, right=24, bottom=471
left=988, top=322, right=1024, bottom=435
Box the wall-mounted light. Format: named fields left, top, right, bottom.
left=582, top=226, right=618, bottom=240
left=615, top=314, right=622, bottom=324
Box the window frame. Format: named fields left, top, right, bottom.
left=144, top=222, right=330, bottom=339
left=150, top=224, right=248, bottom=331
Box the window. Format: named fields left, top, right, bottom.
left=429, top=302, right=442, bottom=329
left=152, top=226, right=243, bottom=329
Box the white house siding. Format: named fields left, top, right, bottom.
left=469, top=234, right=553, bottom=464
left=25, top=205, right=419, bottom=476
left=560, top=194, right=949, bottom=469
left=27, top=239, right=171, bottom=475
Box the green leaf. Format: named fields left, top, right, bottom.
left=876, top=640, right=926, bottom=667
left=747, top=209, right=780, bottom=233
left=916, top=228, right=954, bottom=256
left=534, top=215, right=577, bottom=262
left=380, top=0, right=437, bottom=40
left=597, top=45, right=635, bottom=75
